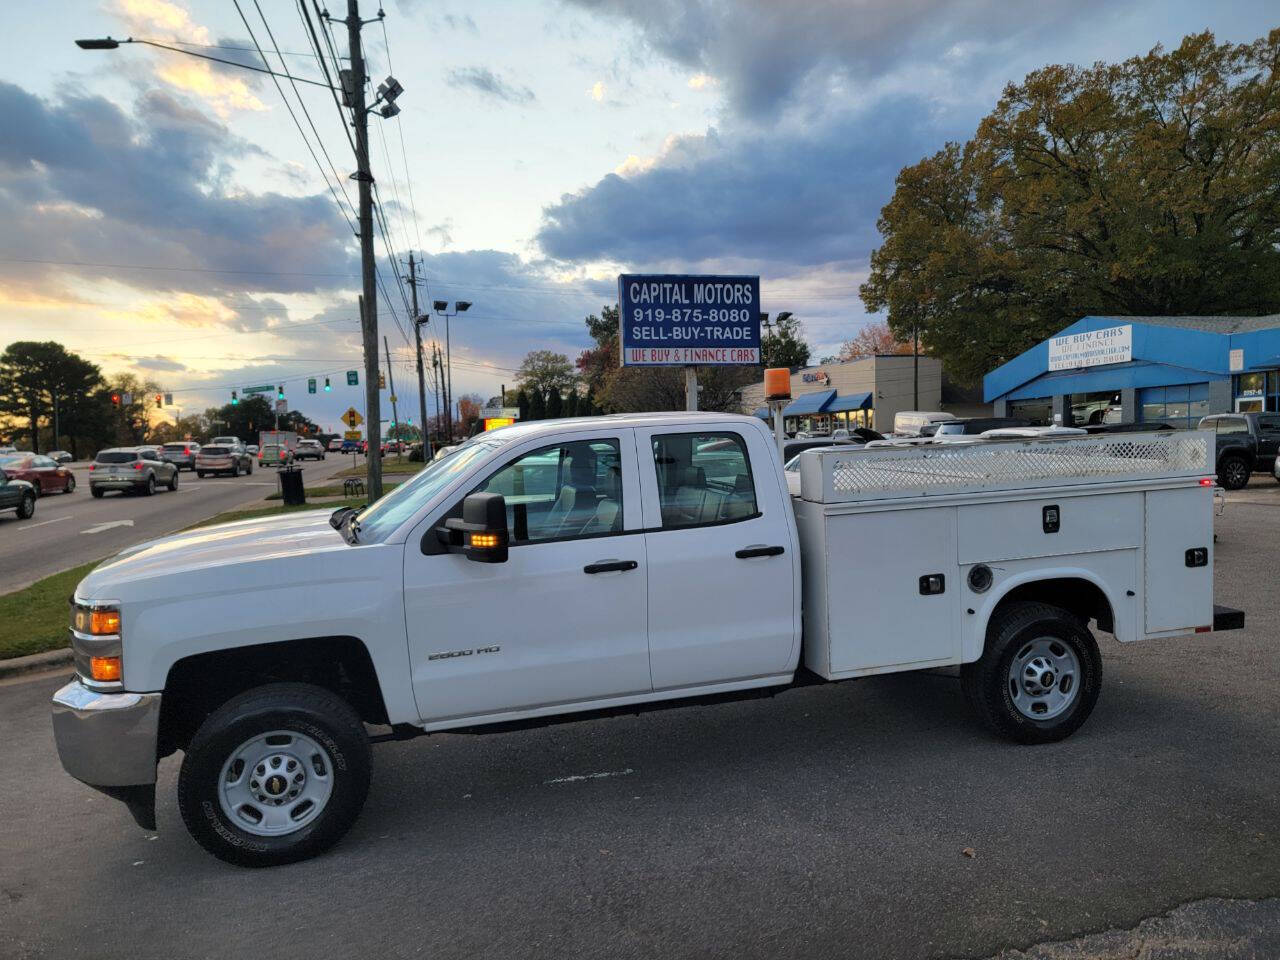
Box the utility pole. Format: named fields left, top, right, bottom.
left=407, top=252, right=431, bottom=456
left=432, top=344, right=443, bottom=439
left=913, top=321, right=920, bottom=411
left=346, top=0, right=382, bottom=500
left=383, top=334, right=400, bottom=452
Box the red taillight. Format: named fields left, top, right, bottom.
left=88, top=464, right=95, bottom=471
left=1200, top=477, right=1213, bottom=486
left=133, top=462, right=143, bottom=470
left=184, top=447, right=190, bottom=455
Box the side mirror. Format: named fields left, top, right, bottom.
left=439, top=492, right=509, bottom=563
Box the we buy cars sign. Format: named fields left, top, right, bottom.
left=619, top=274, right=761, bottom=366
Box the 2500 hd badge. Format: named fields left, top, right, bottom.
left=427, top=645, right=501, bottom=661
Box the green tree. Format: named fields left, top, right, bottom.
left=862, top=29, right=1280, bottom=384
left=515, top=349, right=577, bottom=397
left=760, top=314, right=811, bottom=369
left=527, top=387, right=546, bottom=420
left=545, top=386, right=564, bottom=419
left=516, top=388, right=530, bottom=422
left=563, top=390, right=580, bottom=418
left=0, top=341, right=104, bottom=453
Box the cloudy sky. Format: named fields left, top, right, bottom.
left=1, top=0, right=1275, bottom=430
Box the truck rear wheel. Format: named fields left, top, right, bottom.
left=961, top=601, right=1101, bottom=744
left=177, top=683, right=371, bottom=867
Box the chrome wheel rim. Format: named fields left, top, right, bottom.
left=217, top=730, right=334, bottom=837
left=1007, top=636, right=1080, bottom=721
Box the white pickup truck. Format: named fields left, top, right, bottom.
left=51, top=413, right=1243, bottom=866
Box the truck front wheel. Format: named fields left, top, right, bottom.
left=961, top=601, right=1101, bottom=744
left=177, top=683, right=371, bottom=867
left=1217, top=455, right=1250, bottom=490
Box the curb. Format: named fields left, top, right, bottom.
left=0, top=647, right=73, bottom=680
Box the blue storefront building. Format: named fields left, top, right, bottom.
left=984, top=315, right=1280, bottom=427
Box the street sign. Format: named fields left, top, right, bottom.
left=275, top=399, right=287, bottom=414
left=344, top=430, right=363, bottom=441
left=121, top=392, right=132, bottom=406
left=307, top=378, right=316, bottom=394
left=341, top=407, right=364, bottom=428
left=243, top=384, right=274, bottom=395
left=388, top=393, right=397, bottom=403
left=346, top=370, right=358, bottom=386
left=163, top=393, right=173, bottom=406
left=618, top=274, right=761, bottom=366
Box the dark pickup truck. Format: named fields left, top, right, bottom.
left=1199, top=413, right=1280, bottom=489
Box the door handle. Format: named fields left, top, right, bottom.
left=583, top=559, right=639, bottom=574
left=735, top=545, right=785, bottom=559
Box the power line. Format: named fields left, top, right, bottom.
left=297, top=0, right=357, bottom=158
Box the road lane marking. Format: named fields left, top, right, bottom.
left=81, top=519, right=135, bottom=535
left=544, top=768, right=635, bottom=785
left=19, top=516, right=73, bottom=531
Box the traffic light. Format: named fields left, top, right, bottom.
left=378, top=371, right=386, bottom=390
left=324, top=377, right=331, bottom=392
left=110, top=393, right=121, bottom=406
left=231, top=390, right=239, bottom=405
left=155, top=394, right=163, bottom=408
left=277, top=385, right=285, bottom=400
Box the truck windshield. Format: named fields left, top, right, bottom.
left=349, top=439, right=506, bottom=543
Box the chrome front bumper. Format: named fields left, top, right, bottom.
left=52, top=680, right=161, bottom=827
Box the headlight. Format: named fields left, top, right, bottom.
left=71, top=604, right=120, bottom=636
left=70, top=603, right=123, bottom=685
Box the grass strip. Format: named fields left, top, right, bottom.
left=0, top=561, right=100, bottom=660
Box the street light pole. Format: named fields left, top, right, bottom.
left=346, top=0, right=382, bottom=500
left=432, top=299, right=472, bottom=443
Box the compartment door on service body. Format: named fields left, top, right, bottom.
left=637, top=424, right=798, bottom=691
left=402, top=428, right=652, bottom=723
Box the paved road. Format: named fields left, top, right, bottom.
left=0, top=493, right=1276, bottom=960
left=0, top=456, right=354, bottom=592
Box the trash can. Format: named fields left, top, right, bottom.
left=279, top=466, right=305, bottom=506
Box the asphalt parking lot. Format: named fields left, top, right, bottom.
left=0, top=487, right=1277, bottom=960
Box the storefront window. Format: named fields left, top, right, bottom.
left=1009, top=397, right=1051, bottom=426
left=1233, top=370, right=1280, bottom=412
left=1070, top=391, right=1121, bottom=426
left=1138, top=383, right=1208, bottom=429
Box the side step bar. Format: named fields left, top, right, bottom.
left=1213, top=605, right=1245, bottom=632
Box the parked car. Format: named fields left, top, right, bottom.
left=893, top=411, right=957, bottom=436
left=0, top=468, right=36, bottom=519
left=0, top=445, right=17, bottom=455
left=0, top=453, right=76, bottom=496
left=1198, top=412, right=1280, bottom=490
left=246, top=444, right=260, bottom=456
left=932, top=417, right=1033, bottom=441
left=48, top=450, right=74, bottom=464
left=195, top=443, right=253, bottom=478
left=159, top=441, right=201, bottom=471
left=258, top=444, right=294, bottom=467
left=89, top=447, right=178, bottom=497
left=328, top=438, right=344, bottom=452
left=49, top=414, right=1243, bottom=866
left=295, top=439, right=326, bottom=461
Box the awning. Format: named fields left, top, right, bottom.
left=751, top=408, right=769, bottom=420
left=825, top=391, right=872, bottom=413
left=782, top=390, right=836, bottom=416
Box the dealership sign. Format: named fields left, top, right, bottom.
left=619, top=274, right=761, bottom=366
left=1048, top=324, right=1132, bottom=371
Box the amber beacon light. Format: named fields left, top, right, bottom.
left=764, top=367, right=791, bottom=402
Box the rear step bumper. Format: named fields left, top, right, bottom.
left=1213, top=605, right=1245, bottom=631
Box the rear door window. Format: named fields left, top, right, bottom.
left=651, top=431, right=758, bottom=529
left=97, top=452, right=137, bottom=463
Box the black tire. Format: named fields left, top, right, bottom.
left=177, top=683, right=371, bottom=868
left=1217, top=455, right=1250, bottom=490
left=196, top=471, right=206, bottom=479
left=16, top=491, right=35, bottom=519
left=90, top=486, right=104, bottom=498
left=247, top=462, right=253, bottom=475
left=142, top=474, right=156, bottom=496
left=232, top=463, right=240, bottom=478
left=65, top=476, right=76, bottom=494
left=961, top=601, right=1102, bottom=744
left=168, top=471, right=179, bottom=492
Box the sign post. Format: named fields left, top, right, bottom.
left=618, top=274, right=761, bottom=412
